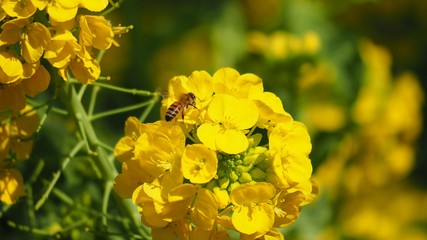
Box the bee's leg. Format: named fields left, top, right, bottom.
left=192, top=104, right=198, bottom=110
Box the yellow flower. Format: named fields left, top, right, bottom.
left=20, top=64, right=50, bottom=97
left=44, top=29, right=81, bottom=69
left=230, top=182, right=276, bottom=236
left=0, top=51, right=24, bottom=85
left=0, top=18, right=51, bottom=64
left=114, top=117, right=146, bottom=163
left=181, top=144, right=218, bottom=184
left=251, top=91, right=293, bottom=129
left=46, top=0, right=79, bottom=23
left=273, top=191, right=305, bottom=228
left=115, top=68, right=317, bottom=239
left=0, top=105, right=39, bottom=160
left=67, top=47, right=101, bottom=84
left=212, top=67, right=263, bottom=99
left=267, top=121, right=312, bottom=188
left=197, top=94, right=258, bottom=154
left=132, top=180, right=196, bottom=228
left=0, top=168, right=26, bottom=205
left=79, top=15, right=114, bottom=50
left=1, top=0, right=38, bottom=18
left=0, top=84, right=26, bottom=113
left=113, top=160, right=153, bottom=198
left=240, top=228, right=285, bottom=240
left=133, top=127, right=184, bottom=180
left=162, top=70, right=215, bottom=123
left=190, top=188, right=218, bottom=230
left=79, top=0, right=109, bottom=12
left=21, top=22, right=52, bottom=63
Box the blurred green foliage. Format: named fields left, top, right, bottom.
left=2, top=0, right=427, bottom=239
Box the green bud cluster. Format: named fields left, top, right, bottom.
left=214, top=146, right=269, bottom=193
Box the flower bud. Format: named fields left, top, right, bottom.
left=249, top=167, right=267, bottom=181
left=218, top=177, right=230, bottom=189
left=229, top=171, right=239, bottom=182
left=238, top=172, right=252, bottom=183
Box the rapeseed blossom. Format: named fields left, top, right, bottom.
left=0, top=105, right=39, bottom=204
left=0, top=0, right=115, bottom=112
left=114, top=67, right=317, bottom=239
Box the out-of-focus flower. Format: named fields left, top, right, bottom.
left=115, top=67, right=316, bottom=239
left=0, top=105, right=39, bottom=204
left=0, top=168, right=25, bottom=205
left=314, top=40, right=425, bottom=240
left=248, top=31, right=321, bottom=59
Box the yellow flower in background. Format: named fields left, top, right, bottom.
left=197, top=94, right=258, bottom=154
left=0, top=168, right=26, bottom=205
left=0, top=85, right=26, bottom=113
left=115, top=67, right=316, bottom=239
left=247, top=31, right=321, bottom=59
left=0, top=105, right=39, bottom=160
left=0, top=105, right=39, bottom=205
left=0, top=51, right=24, bottom=85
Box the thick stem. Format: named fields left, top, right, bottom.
left=60, top=83, right=150, bottom=238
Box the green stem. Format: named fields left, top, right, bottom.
left=90, top=101, right=154, bottom=121
left=59, top=83, right=150, bottom=238
left=101, top=0, right=125, bottom=16
left=139, top=95, right=160, bottom=122
left=35, top=141, right=85, bottom=211
left=93, top=81, right=156, bottom=96
left=102, top=180, right=113, bottom=227
left=88, top=85, right=101, bottom=117
left=7, top=221, right=53, bottom=236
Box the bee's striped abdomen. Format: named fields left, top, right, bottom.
left=165, top=102, right=183, bottom=121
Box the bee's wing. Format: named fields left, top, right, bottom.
left=156, top=88, right=169, bottom=99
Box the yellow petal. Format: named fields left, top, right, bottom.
left=0, top=51, right=23, bottom=84
left=0, top=169, right=26, bottom=205
left=0, top=85, right=26, bottom=113
left=21, top=65, right=50, bottom=97
left=216, top=129, right=248, bottom=154
left=79, top=0, right=109, bottom=11
left=187, top=70, right=214, bottom=101
left=232, top=203, right=274, bottom=235
left=230, top=182, right=276, bottom=206
left=212, top=67, right=240, bottom=93
left=197, top=123, right=220, bottom=151
left=1, top=0, right=37, bottom=18
left=285, top=153, right=313, bottom=183
left=190, top=188, right=218, bottom=230
left=48, top=1, right=78, bottom=22
left=69, top=54, right=100, bottom=84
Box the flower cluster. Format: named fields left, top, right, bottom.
left=0, top=105, right=39, bottom=204
left=0, top=0, right=115, bottom=113
left=114, top=67, right=317, bottom=239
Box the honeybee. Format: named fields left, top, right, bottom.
left=165, top=92, right=197, bottom=121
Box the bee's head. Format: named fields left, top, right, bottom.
left=188, top=92, right=196, bottom=100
